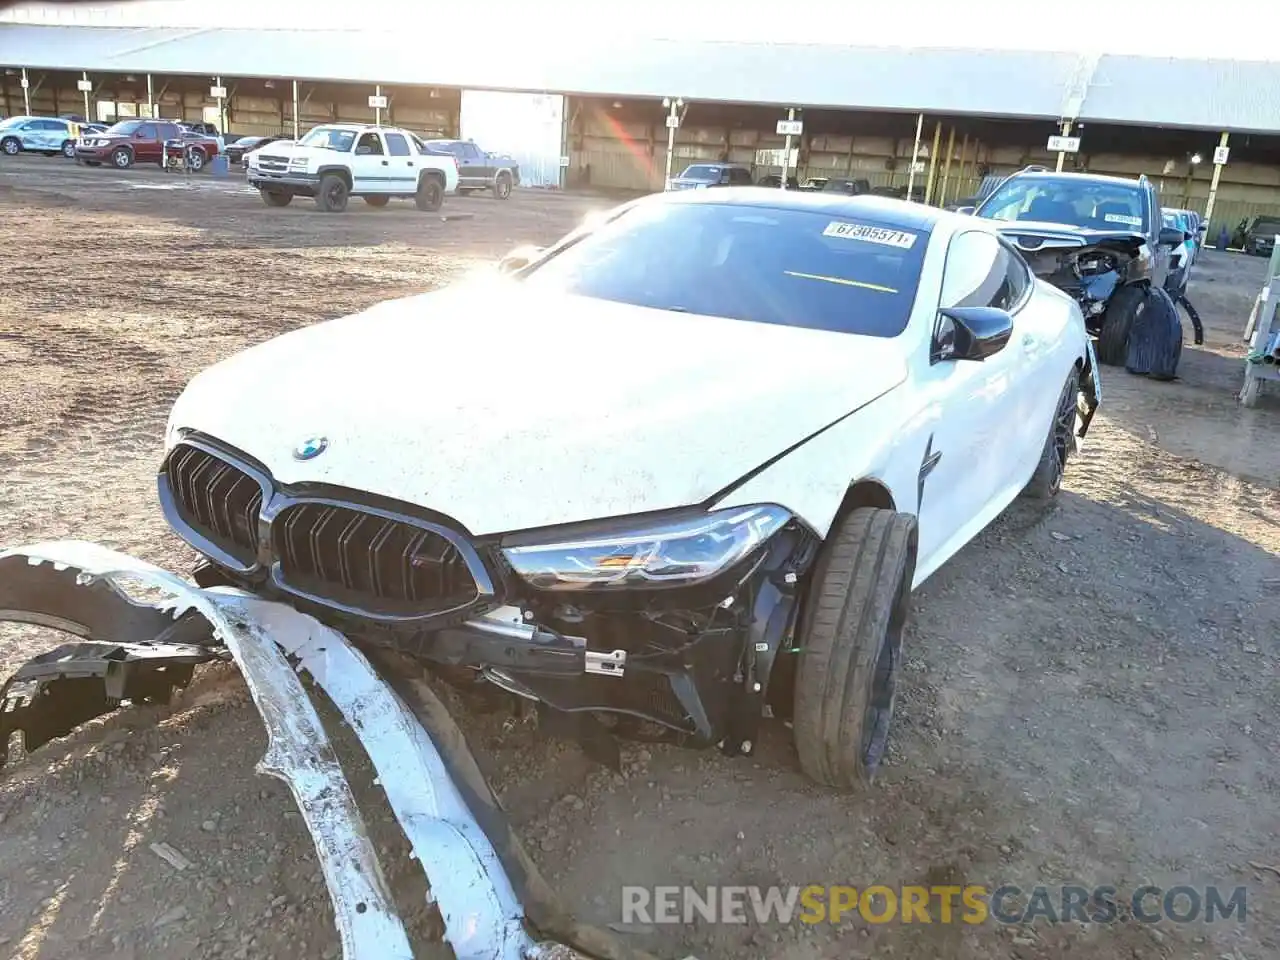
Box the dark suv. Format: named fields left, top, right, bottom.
left=970, top=167, right=1186, bottom=366
left=1231, top=215, right=1280, bottom=257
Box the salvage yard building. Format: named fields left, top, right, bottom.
left=2, top=0, right=1279, bottom=236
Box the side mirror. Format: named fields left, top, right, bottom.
left=956, top=206, right=977, bottom=216
left=497, top=245, right=544, bottom=275
left=933, top=306, right=1014, bottom=362
left=1158, top=227, right=1186, bottom=247
left=1183, top=231, right=1194, bottom=242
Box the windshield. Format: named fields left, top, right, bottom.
left=519, top=200, right=928, bottom=337
left=299, top=126, right=356, bottom=152
left=1252, top=219, right=1280, bottom=234
left=978, top=176, right=1148, bottom=232
left=678, top=165, right=724, bottom=182
left=104, top=120, right=145, bottom=136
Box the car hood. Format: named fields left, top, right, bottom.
left=993, top=220, right=1146, bottom=246
left=167, top=284, right=908, bottom=535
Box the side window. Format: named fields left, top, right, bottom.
left=355, top=132, right=384, bottom=155
left=730, top=168, right=752, bottom=185
left=940, top=231, right=1015, bottom=311
left=37, top=119, right=61, bottom=131
left=384, top=133, right=410, bottom=157
left=996, top=237, right=1032, bottom=310
left=461, top=142, right=483, bottom=160
left=137, top=124, right=157, bottom=139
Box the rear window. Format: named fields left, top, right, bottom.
left=679, top=165, right=724, bottom=182
left=519, top=200, right=928, bottom=338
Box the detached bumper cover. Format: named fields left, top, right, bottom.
left=0, top=541, right=652, bottom=960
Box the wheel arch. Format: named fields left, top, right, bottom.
left=420, top=168, right=446, bottom=187
left=316, top=164, right=353, bottom=187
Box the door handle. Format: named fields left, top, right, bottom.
left=380, top=160, right=388, bottom=166
left=407, top=161, right=414, bottom=167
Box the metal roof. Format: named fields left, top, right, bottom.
left=1, top=23, right=1279, bottom=133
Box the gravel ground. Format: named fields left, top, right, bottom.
left=0, top=156, right=1278, bottom=960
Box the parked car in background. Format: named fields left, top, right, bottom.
left=969, top=166, right=1184, bottom=366
left=1164, top=209, right=1199, bottom=264
left=800, top=176, right=829, bottom=191
left=666, top=162, right=754, bottom=191
left=1161, top=210, right=1195, bottom=293
left=950, top=172, right=1008, bottom=211
left=0, top=115, right=81, bottom=158
left=1231, top=215, right=1280, bottom=257
left=420, top=138, right=520, bottom=199
left=247, top=123, right=458, bottom=212
left=225, top=134, right=291, bottom=165
left=756, top=173, right=801, bottom=189
left=76, top=119, right=184, bottom=168
left=819, top=177, right=872, bottom=196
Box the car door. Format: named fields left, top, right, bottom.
left=132, top=123, right=159, bottom=162
left=1146, top=185, right=1170, bottom=288
left=382, top=131, right=419, bottom=195
left=351, top=131, right=390, bottom=193
left=910, top=229, right=1031, bottom=567
left=18, top=119, right=47, bottom=150
left=455, top=142, right=487, bottom=187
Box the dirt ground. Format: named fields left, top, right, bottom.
left=0, top=156, right=1277, bottom=960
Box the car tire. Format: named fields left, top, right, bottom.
left=792, top=506, right=917, bottom=791
left=415, top=174, right=444, bottom=212
left=61, top=140, right=75, bottom=159
left=1096, top=284, right=1146, bottom=366
left=491, top=171, right=513, bottom=200
left=1, top=137, right=20, bottom=156
left=364, top=195, right=390, bottom=208
left=187, top=149, right=205, bottom=173
left=1023, top=366, right=1080, bottom=500
left=315, top=173, right=350, bottom=213
left=261, top=190, right=292, bottom=208
left=111, top=146, right=134, bottom=169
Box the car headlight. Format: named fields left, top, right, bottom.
left=287, top=158, right=309, bottom=171
left=501, top=505, right=791, bottom=591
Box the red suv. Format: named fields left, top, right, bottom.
left=76, top=119, right=184, bottom=169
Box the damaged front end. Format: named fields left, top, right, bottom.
left=158, top=435, right=823, bottom=769
left=0, top=541, right=662, bottom=960
left=1003, top=228, right=1149, bottom=334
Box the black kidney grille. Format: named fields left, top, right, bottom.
left=274, top=503, right=477, bottom=614
left=166, top=445, right=262, bottom=564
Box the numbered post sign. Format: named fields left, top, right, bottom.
left=1047, top=135, right=1081, bottom=153
left=210, top=85, right=227, bottom=99
left=77, top=79, right=93, bottom=92
left=665, top=115, right=680, bottom=129
left=368, top=94, right=388, bottom=109
left=776, top=119, right=803, bottom=137
left=1213, top=145, right=1230, bottom=165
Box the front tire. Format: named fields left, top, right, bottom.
left=186, top=149, right=205, bottom=172
left=792, top=507, right=917, bottom=791
left=1096, top=284, right=1146, bottom=366
left=61, top=140, right=75, bottom=159
left=1023, top=367, right=1080, bottom=500
left=111, top=146, right=134, bottom=169
left=1, top=137, right=21, bottom=156
left=491, top=171, right=513, bottom=200
left=415, top=174, right=444, bottom=212
left=315, top=173, right=350, bottom=213
left=260, top=190, right=292, bottom=207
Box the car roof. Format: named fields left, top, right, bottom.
left=1002, top=169, right=1145, bottom=189
left=651, top=187, right=946, bottom=232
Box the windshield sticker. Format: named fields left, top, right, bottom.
left=822, top=222, right=918, bottom=249
left=1104, top=213, right=1143, bottom=227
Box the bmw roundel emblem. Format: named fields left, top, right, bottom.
left=293, top=436, right=329, bottom=461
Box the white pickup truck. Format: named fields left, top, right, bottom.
left=246, top=123, right=459, bottom=213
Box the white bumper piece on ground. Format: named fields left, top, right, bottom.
left=0, top=541, right=618, bottom=960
